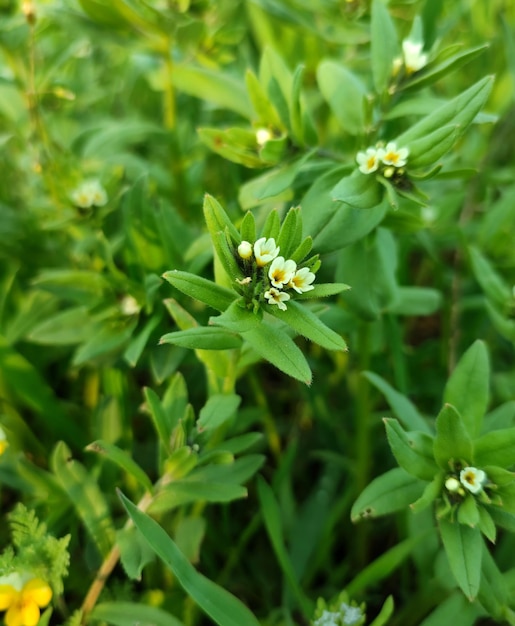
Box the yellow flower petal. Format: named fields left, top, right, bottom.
left=22, top=579, right=52, bottom=608
left=6, top=598, right=40, bottom=626
left=0, top=585, right=18, bottom=610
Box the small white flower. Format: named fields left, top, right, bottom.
left=289, top=267, right=315, bottom=293
left=254, top=237, right=280, bottom=267
left=402, top=40, right=428, bottom=74
left=460, top=467, right=487, bottom=494
left=264, top=287, right=290, bottom=311
left=238, top=241, right=253, bottom=260
left=341, top=602, right=363, bottom=625
left=314, top=611, right=339, bottom=626
left=120, top=296, right=140, bottom=316
left=268, top=256, right=296, bottom=288
left=356, top=147, right=381, bottom=174
left=70, top=180, right=108, bottom=208
left=379, top=142, right=409, bottom=167
left=445, top=477, right=461, bottom=493
left=256, top=128, right=272, bottom=146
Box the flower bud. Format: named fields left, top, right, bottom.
left=238, top=241, right=253, bottom=260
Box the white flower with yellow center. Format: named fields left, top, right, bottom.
left=70, top=180, right=108, bottom=208
left=254, top=237, right=280, bottom=267
left=268, top=256, right=296, bottom=289
left=460, top=467, right=487, bottom=494
left=356, top=147, right=381, bottom=174
left=238, top=241, right=253, bottom=260
left=264, top=287, right=290, bottom=311
left=289, top=267, right=315, bottom=293
left=379, top=142, right=409, bottom=168
left=402, top=40, right=428, bottom=74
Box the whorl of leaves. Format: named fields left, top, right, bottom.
left=1, top=504, right=71, bottom=595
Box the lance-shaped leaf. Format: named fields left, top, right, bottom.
left=86, top=440, right=153, bottom=494
left=474, top=428, right=515, bottom=469
left=396, top=76, right=493, bottom=146
left=365, top=371, right=431, bottom=433
left=160, top=327, right=243, bottom=351
left=317, top=61, right=367, bottom=135
left=212, top=303, right=312, bottom=384
left=267, top=300, right=347, bottom=352
left=433, top=404, right=473, bottom=469
left=439, top=518, right=482, bottom=601
left=371, top=0, right=398, bottom=94
left=197, top=394, right=241, bottom=432
left=444, top=340, right=489, bottom=438
left=162, top=271, right=236, bottom=312
left=351, top=467, right=425, bottom=521
left=119, top=492, right=261, bottom=626
left=203, top=194, right=240, bottom=244
left=276, top=206, right=303, bottom=260
left=469, top=246, right=513, bottom=308
left=332, top=171, right=382, bottom=210
left=410, top=474, right=443, bottom=514
left=406, top=125, right=458, bottom=169
left=384, top=419, right=437, bottom=481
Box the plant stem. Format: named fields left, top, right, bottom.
left=80, top=491, right=153, bottom=624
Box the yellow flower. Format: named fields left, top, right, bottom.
left=0, top=578, right=52, bottom=626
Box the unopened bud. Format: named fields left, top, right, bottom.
left=238, top=240, right=253, bottom=260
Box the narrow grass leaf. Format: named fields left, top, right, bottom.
left=119, top=492, right=261, bottom=626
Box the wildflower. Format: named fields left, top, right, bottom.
left=402, top=40, right=428, bottom=74
left=120, top=295, right=140, bottom=316
left=268, top=257, right=296, bottom=289
left=264, top=287, right=290, bottom=311
left=238, top=241, right=253, bottom=260
left=314, top=610, right=339, bottom=626
left=341, top=602, right=363, bottom=625
left=379, top=142, right=409, bottom=168
left=70, top=180, right=108, bottom=209
left=254, top=237, right=280, bottom=267
left=289, top=267, right=316, bottom=293
left=356, top=147, right=381, bottom=174
left=0, top=575, right=52, bottom=626
left=0, top=426, right=8, bottom=456
left=460, top=467, right=487, bottom=494
left=445, top=477, right=462, bottom=493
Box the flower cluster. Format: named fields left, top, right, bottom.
left=445, top=466, right=487, bottom=496
left=237, top=237, right=316, bottom=311
left=313, top=597, right=365, bottom=626
left=70, top=179, right=108, bottom=209
left=356, top=141, right=409, bottom=176
left=0, top=573, right=52, bottom=626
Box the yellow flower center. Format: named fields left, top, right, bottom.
left=385, top=151, right=399, bottom=164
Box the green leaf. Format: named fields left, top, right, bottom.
left=267, top=300, right=347, bottom=352
left=172, top=64, right=252, bottom=119
left=418, top=592, right=480, bottom=626
left=144, top=387, right=172, bottom=454
left=294, top=283, right=351, bottom=300
left=384, top=419, right=437, bottom=481
left=403, top=44, right=489, bottom=92
left=51, top=442, right=116, bottom=558
left=197, top=394, right=241, bottom=432
left=212, top=304, right=312, bottom=384
left=119, top=492, right=262, bottom=626
left=433, top=404, right=473, bottom=469
left=86, top=440, right=153, bottom=494
left=406, top=125, right=458, bottom=169
left=124, top=313, right=161, bottom=367
left=346, top=533, right=427, bottom=598
left=371, top=0, right=398, bottom=94
left=469, top=246, right=512, bottom=308
left=116, top=526, right=155, bottom=581
left=27, top=307, right=94, bottom=345
left=457, top=495, right=480, bottom=527
left=410, top=474, right=443, bottom=514
left=148, top=481, right=247, bottom=513
left=198, top=127, right=265, bottom=168
left=439, top=518, right=482, bottom=600
left=317, top=60, right=367, bottom=135
left=257, top=477, right=313, bottom=616
left=162, top=271, right=236, bottom=312
left=91, top=602, right=184, bottom=626
left=444, top=340, right=489, bottom=438
left=71, top=318, right=138, bottom=366
left=396, top=76, right=494, bottom=146
left=369, top=596, right=394, bottom=626
left=332, top=171, right=382, bottom=210
left=351, top=468, right=425, bottom=521
left=474, top=428, right=515, bottom=469
left=208, top=433, right=263, bottom=456
left=160, top=327, right=243, bottom=351
left=387, top=286, right=442, bottom=316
